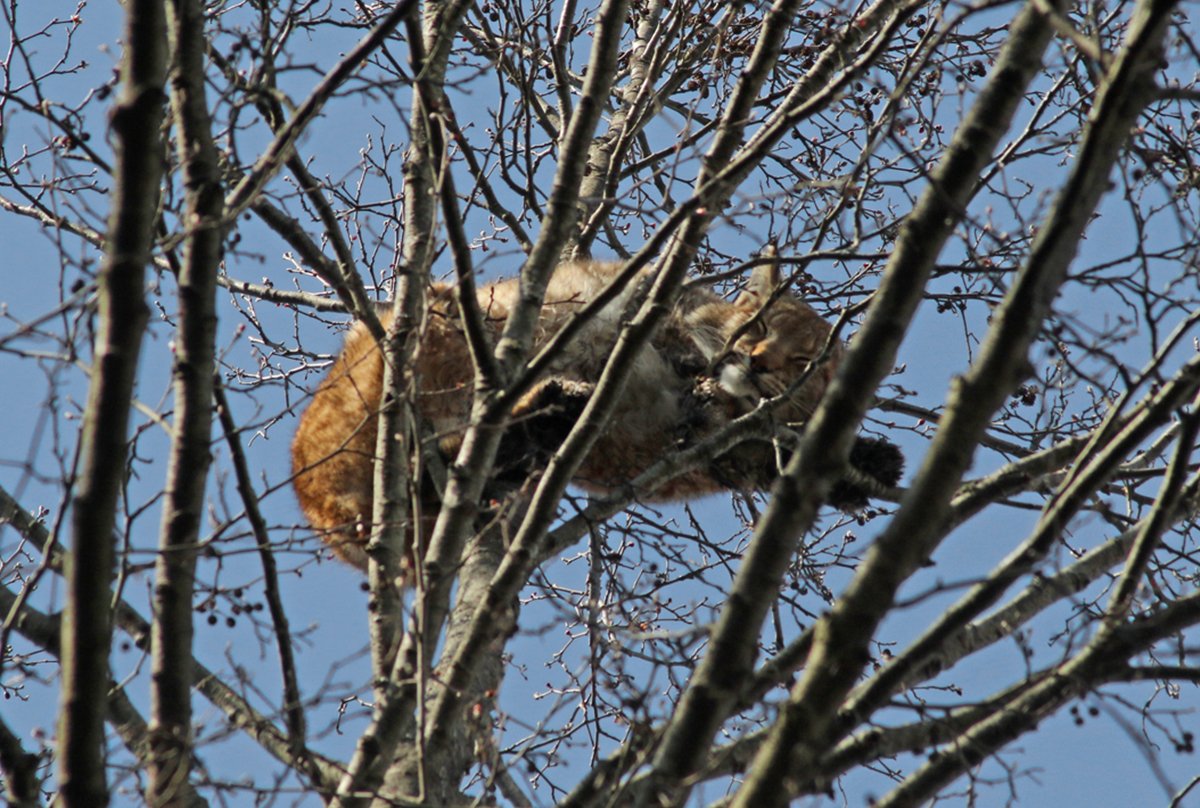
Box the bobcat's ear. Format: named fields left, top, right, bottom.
left=736, top=251, right=783, bottom=308
left=682, top=305, right=727, bottom=358
left=688, top=321, right=725, bottom=359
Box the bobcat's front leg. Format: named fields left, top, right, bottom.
left=687, top=377, right=905, bottom=509
left=491, top=378, right=595, bottom=487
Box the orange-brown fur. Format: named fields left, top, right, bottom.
left=292, top=260, right=845, bottom=569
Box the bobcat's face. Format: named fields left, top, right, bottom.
left=693, top=262, right=842, bottom=425
left=718, top=303, right=842, bottom=422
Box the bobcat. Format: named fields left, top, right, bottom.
left=291, top=259, right=903, bottom=569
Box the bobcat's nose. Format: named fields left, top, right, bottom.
left=750, top=344, right=782, bottom=373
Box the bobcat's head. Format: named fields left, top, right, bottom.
left=689, top=261, right=843, bottom=425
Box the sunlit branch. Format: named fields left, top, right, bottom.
left=215, top=275, right=342, bottom=312
left=548, top=0, right=579, bottom=123
left=58, top=1, right=165, bottom=805
left=0, top=712, right=42, bottom=808
left=842, top=352, right=1200, bottom=739
left=426, top=0, right=808, bottom=769
left=213, top=381, right=310, bottom=765
left=329, top=0, right=497, bottom=800
left=406, top=16, right=497, bottom=390
left=223, top=0, right=419, bottom=225
left=146, top=1, right=225, bottom=802
left=573, top=0, right=669, bottom=256
left=0, top=484, right=342, bottom=790
left=493, top=0, right=631, bottom=373
left=389, top=0, right=637, bottom=711
left=725, top=1, right=1071, bottom=803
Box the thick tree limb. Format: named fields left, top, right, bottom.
left=146, top=1, right=225, bottom=804
left=423, top=0, right=807, bottom=773
left=715, top=2, right=1073, bottom=804
left=733, top=0, right=1176, bottom=803
left=0, top=485, right=343, bottom=791
left=58, top=2, right=166, bottom=806
left=0, top=714, right=41, bottom=808
left=392, top=0, right=639, bottom=782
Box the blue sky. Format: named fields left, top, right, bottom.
left=2, top=1, right=1200, bottom=806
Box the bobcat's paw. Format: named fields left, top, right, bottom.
left=828, top=436, right=905, bottom=511
left=494, top=378, right=594, bottom=483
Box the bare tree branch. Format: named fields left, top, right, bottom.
left=144, top=1, right=224, bottom=803
left=3, top=0, right=1200, bottom=804
left=57, top=2, right=165, bottom=806
left=0, top=714, right=42, bottom=808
